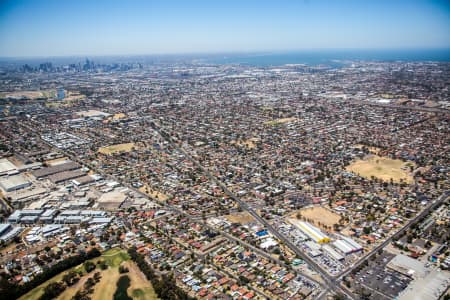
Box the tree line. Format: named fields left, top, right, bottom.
left=127, top=247, right=195, bottom=300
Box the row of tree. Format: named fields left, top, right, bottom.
left=127, top=247, right=194, bottom=300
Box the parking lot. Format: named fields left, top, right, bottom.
left=351, top=252, right=412, bottom=299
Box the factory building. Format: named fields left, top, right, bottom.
left=322, top=244, right=344, bottom=261
left=0, top=158, right=17, bottom=176
left=295, top=221, right=330, bottom=243
left=333, top=237, right=363, bottom=255
left=0, top=174, right=32, bottom=192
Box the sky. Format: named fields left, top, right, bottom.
left=0, top=0, right=449, bottom=57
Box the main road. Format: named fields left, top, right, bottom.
left=148, top=120, right=357, bottom=300
left=337, top=190, right=449, bottom=282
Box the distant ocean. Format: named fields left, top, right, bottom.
left=205, top=49, right=450, bottom=67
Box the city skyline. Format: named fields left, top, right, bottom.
left=0, top=0, right=450, bottom=57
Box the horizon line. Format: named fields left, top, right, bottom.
left=1, top=47, right=449, bottom=60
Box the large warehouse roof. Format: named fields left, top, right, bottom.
left=0, top=158, right=17, bottom=174
left=387, top=254, right=427, bottom=278
left=0, top=174, right=31, bottom=192
left=32, top=161, right=79, bottom=178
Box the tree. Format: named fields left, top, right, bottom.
left=84, top=277, right=95, bottom=290
left=39, top=281, right=65, bottom=300
left=113, top=275, right=132, bottom=300
left=333, top=293, right=346, bottom=300
left=62, top=271, right=80, bottom=286
left=72, top=290, right=91, bottom=300
left=84, top=261, right=96, bottom=273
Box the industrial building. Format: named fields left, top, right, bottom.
left=322, top=244, right=344, bottom=261
left=32, top=161, right=80, bottom=178
left=0, top=223, right=11, bottom=236
left=39, top=209, right=59, bottom=223
left=0, top=158, right=17, bottom=176
left=398, top=267, right=450, bottom=300
left=8, top=209, right=43, bottom=223
left=97, top=191, right=127, bottom=210
left=0, top=174, right=32, bottom=192
left=333, top=236, right=363, bottom=255
left=294, top=221, right=330, bottom=243
left=387, top=254, right=427, bottom=278
left=48, top=170, right=85, bottom=184
left=0, top=226, right=23, bottom=242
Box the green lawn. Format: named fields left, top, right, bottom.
left=102, top=248, right=130, bottom=267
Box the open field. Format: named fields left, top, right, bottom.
left=232, top=138, right=259, bottom=149
left=98, top=143, right=136, bottom=155
left=264, top=117, right=297, bottom=126
left=292, top=206, right=341, bottom=228
left=139, top=185, right=169, bottom=202
left=346, top=155, right=414, bottom=183
left=224, top=211, right=255, bottom=224
left=0, top=90, right=55, bottom=99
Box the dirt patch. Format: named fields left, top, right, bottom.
left=98, top=143, right=135, bottom=155
left=346, top=155, right=414, bottom=183
left=45, top=157, right=70, bottom=166
left=232, top=138, right=260, bottom=149
left=0, top=91, right=53, bottom=99
left=113, top=113, right=127, bottom=120
left=139, top=185, right=169, bottom=202
left=224, top=211, right=255, bottom=224
left=293, top=206, right=341, bottom=228
left=264, top=117, right=297, bottom=126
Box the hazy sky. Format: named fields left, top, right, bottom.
left=0, top=0, right=449, bottom=57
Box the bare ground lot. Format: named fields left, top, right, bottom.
left=291, top=206, right=342, bottom=229
left=139, top=184, right=169, bottom=202
left=231, top=138, right=260, bottom=149
left=0, top=90, right=55, bottom=99
left=98, top=143, right=136, bottom=155
left=224, top=211, right=255, bottom=224
left=346, top=155, right=415, bottom=183
left=264, top=117, right=297, bottom=126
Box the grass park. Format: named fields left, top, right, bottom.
left=19, top=248, right=158, bottom=300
